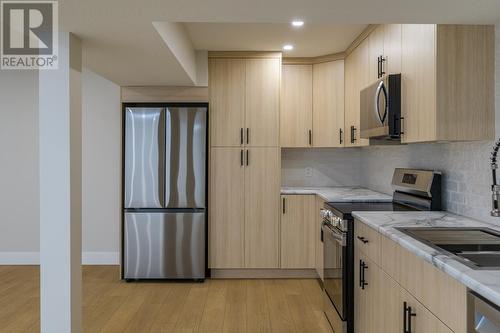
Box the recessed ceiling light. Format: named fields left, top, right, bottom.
left=292, top=20, right=304, bottom=27
left=283, top=44, right=294, bottom=51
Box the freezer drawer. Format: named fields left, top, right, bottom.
left=124, top=107, right=165, bottom=208
left=165, top=107, right=207, bottom=208
left=124, top=212, right=205, bottom=279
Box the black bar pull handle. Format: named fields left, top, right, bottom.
left=240, top=149, right=244, bottom=166
left=240, top=128, right=244, bottom=145
left=351, top=126, right=357, bottom=144
left=403, top=302, right=408, bottom=333
left=380, top=55, right=386, bottom=77
left=361, top=262, right=368, bottom=289
left=408, top=305, right=416, bottom=333
left=377, top=56, right=381, bottom=78
left=357, top=236, right=369, bottom=244
left=246, top=149, right=249, bottom=166
left=339, top=128, right=343, bottom=144
left=282, top=197, right=286, bottom=214
left=359, top=260, right=363, bottom=288
left=309, top=130, right=312, bottom=146
left=246, top=128, right=250, bottom=144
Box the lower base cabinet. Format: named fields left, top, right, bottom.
left=315, top=196, right=325, bottom=280
left=355, top=224, right=460, bottom=333
left=280, top=194, right=316, bottom=269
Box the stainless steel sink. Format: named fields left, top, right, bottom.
left=396, top=227, right=500, bottom=270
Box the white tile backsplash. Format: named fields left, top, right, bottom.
left=281, top=148, right=362, bottom=187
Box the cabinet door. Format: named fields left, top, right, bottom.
left=354, top=247, right=367, bottom=333
left=379, top=271, right=403, bottom=333
left=245, top=58, right=280, bottom=147
left=281, top=64, right=313, bottom=147
left=313, top=60, right=345, bottom=147
left=344, top=43, right=370, bottom=147
left=400, top=289, right=454, bottom=333
left=244, top=147, right=280, bottom=268
left=401, top=24, right=437, bottom=143
left=384, top=24, right=402, bottom=75
left=280, top=195, right=316, bottom=269
left=209, top=148, right=245, bottom=268
left=315, top=196, right=325, bottom=280
left=369, top=25, right=385, bottom=82
left=209, top=58, right=246, bottom=147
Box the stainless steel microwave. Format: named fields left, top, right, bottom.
left=360, top=74, right=401, bottom=140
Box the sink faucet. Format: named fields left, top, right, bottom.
left=491, top=139, right=500, bottom=216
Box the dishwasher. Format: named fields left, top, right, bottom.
left=469, top=291, right=500, bottom=332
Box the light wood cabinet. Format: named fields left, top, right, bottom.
left=280, top=195, right=316, bottom=268
left=355, top=221, right=468, bottom=333
left=315, top=196, right=325, bottom=280
left=245, top=58, right=280, bottom=147
left=210, top=147, right=280, bottom=269
left=400, top=289, right=454, bottom=333
left=209, top=58, right=246, bottom=147
left=209, top=53, right=281, bottom=270
left=280, top=64, right=313, bottom=147
left=401, top=24, right=494, bottom=143
left=209, top=56, right=281, bottom=147
left=354, top=248, right=381, bottom=333
left=209, top=148, right=245, bottom=268
left=313, top=60, right=345, bottom=147
left=384, top=24, right=402, bottom=75
left=344, top=42, right=370, bottom=147
left=244, top=147, right=280, bottom=268
left=368, top=25, right=385, bottom=82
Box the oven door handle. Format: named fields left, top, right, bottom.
left=322, top=225, right=346, bottom=246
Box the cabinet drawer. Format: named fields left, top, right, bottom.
left=354, top=221, right=380, bottom=264
left=397, top=242, right=467, bottom=333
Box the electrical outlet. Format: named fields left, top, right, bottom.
left=305, top=167, right=313, bottom=177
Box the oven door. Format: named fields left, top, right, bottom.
left=323, top=222, right=347, bottom=320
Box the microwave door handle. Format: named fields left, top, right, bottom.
left=374, top=81, right=384, bottom=125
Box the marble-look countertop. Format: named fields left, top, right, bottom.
left=280, top=187, right=392, bottom=203
left=352, top=211, right=500, bottom=306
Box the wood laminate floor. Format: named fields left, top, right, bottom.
left=0, top=265, right=332, bottom=333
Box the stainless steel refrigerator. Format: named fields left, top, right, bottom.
left=122, top=104, right=207, bottom=280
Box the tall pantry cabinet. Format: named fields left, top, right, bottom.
left=209, top=53, right=281, bottom=269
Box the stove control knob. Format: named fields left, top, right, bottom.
left=320, top=209, right=332, bottom=219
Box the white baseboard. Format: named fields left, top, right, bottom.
left=0, top=251, right=119, bottom=265
left=0, top=252, right=40, bottom=265
left=82, top=252, right=119, bottom=265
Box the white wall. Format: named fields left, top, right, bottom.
left=0, top=71, right=40, bottom=263
left=0, top=68, right=121, bottom=264
left=81, top=69, right=121, bottom=263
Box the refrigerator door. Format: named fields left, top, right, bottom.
left=124, top=211, right=205, bottom=279
left=165, top=107, right=206, bottom=209
left=124, top=107, right=165, bottom=208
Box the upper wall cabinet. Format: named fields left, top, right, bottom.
left=345, top=41, right=370, bottom=147
left=209, top=58, right=246, bottom=147
left=245, top=58, right=281, bottom=147
left=401, top=24, right=495, bottom=143
left=313, top=60, right=345, bottom=147
left=209, top=55, right=281, bottom=147
left=281, top=64, right=313, bottom=147
left=368, top=24, right=402, bottom=83
left=280, top=60, right=344, bottom=148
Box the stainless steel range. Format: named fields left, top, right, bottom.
left=321, top=168, right=442, bottom=333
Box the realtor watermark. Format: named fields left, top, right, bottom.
left=1, top=0, right=58, bottom=69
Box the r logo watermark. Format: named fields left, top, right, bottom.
left=1, top=0, right=58, bottom=69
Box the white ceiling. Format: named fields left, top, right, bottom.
left=184, top=23, right=367, bottom=57
left=59, top=0, right=500, bottom=86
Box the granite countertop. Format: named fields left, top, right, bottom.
left=280, top=186, right=392, bottom=203
left=352, top=211, right=500, bottom=306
